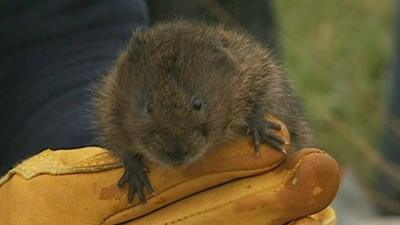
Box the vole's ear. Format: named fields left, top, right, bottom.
left=210, top=41, right=237, bottom=71
left=127, top=29, right=146, bottom=62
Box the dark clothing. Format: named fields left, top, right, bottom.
left=0, top=0, right=149, bottom=175
left=146, top=0, right=278, bottom=50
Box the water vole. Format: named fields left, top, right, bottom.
left=93, top=21, right=313, bottom=203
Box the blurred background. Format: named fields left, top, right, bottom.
left=274, top=1, right=399, bottom=224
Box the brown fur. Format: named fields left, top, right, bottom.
left=93, top=21, right=313, bottom=167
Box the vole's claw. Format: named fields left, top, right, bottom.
left=260, top=132, right=285, bottom=150
left=266, top=120, right=282, bottom=131
left=142, top=172, right=155, bottom=193
left=118, top=167, right=129, bottom=187
left=252, top=130, right=261, bottom=156
left=132, top=174, right=146, bottom=203
left=127, top=181, right=136, bottom=203
left=249, top=117, right=285, bottom=154
left=118, top=155, right=154, bottom=204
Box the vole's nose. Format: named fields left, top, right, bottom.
left=166, top=146, right=188, bottom=163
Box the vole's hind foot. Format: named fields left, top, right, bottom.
left=249, top=117, right=285, bottom=155
left=118, top=154, right=154, bottom=204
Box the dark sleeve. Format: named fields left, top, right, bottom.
left=146, top=0, right=278, bottom=50
left=0, top=0, right=149, bottom=175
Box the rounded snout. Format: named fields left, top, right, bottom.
left=164, top=145, right=192, bottom=166
left=142, top=126, right=209, bottom=167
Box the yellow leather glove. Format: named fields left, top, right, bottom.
left=0, top=118, right=340, bottom=225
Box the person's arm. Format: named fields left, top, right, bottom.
left=0, top=0, right=149, bottom=175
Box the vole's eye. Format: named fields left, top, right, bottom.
left=146, top=102, right=153, bottom=113
left=192, top=97, right=202, bottom=111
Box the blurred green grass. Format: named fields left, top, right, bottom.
left=275, top=0, right=394, bottom=181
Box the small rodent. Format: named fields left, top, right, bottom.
left=93, top=21, right=313, bottom=204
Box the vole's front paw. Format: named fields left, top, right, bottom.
left=118, top=155, right=154, bottom=204
left=248, top=117, right=285, bottom=155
